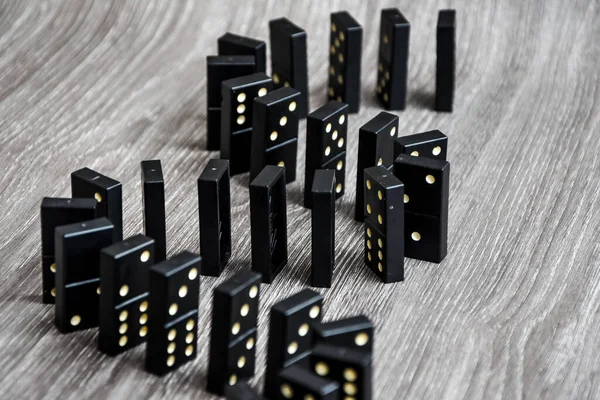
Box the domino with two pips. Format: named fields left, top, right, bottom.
left=54, top=217, right=115, bottom=333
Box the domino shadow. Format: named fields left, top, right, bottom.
left=411, top=88, right=435, bottom=111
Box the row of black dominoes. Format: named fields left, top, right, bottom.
left=42, top=163, right=167, bottom=304
left=42, top=181, right=373, bottom=396
left=50, top=220, right=200, bottom=372
left=374, top=8, right=456, bottom=112
left=211, top=8, right=454, bottom=202
left=354, top=115, right=450, bottom=283
left=206, top=18, right=307, bottom=154
left=199, top=159, right=337, bottom=289
left=210, top=8, right=456, bottom=155
left=206, top=280, right=374, bottom=400
left=41, top=163, right=202, bottom=374
left=221, top=75, right=302, bottom=181
left=201, top=126, right=448, bottom=289
left=202, top=111, right=449, bottom=287
left=198, top=161, right=290, bottom=285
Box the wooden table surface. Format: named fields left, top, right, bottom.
left=1, top=0, right=599, bottom=399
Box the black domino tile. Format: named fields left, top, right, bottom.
left=206, top=55, right=257, bottom=150
left=40, top=197, right=97, bottom=304
left=310, top=344, right=372, bottom=400
left=249, top=166, right=288, bottom=284
left=393, top=154, right=450, bottom=217
left=251, top=87, right=301, bottom=183
left=329, top=11, right=362, bottom=113
left=311, top=170, right=335, bottom=288
left=71, top=167, right=122, bottom=241
left=54, top=217, right=115, bottom=333
left=218, top=32, right=267, bottom=73
left=141, top=160, right=166, bottom=262
left=221, top=73, right=274, bottom=175
left=363, top=166, right=404, bottom=283
left=277, top=364, right=340, bottom=399
left=436, top=10, right=456, bottom=112
left=99, top=234, right=155, bottom=355
left=354, top=112, right=398, bottom=222
left=207, top=271, right=261, bottom=395
left=404, top=211, right=448, bottom=263
left=269, top=17, right=309, bottom=118
left=145, top=251, right=200, bottom=376
left=198, top=159, right=231, bottom=277
left=394, top=154, right=450, bottom=263
left=376, top=9, right=410, bottom=110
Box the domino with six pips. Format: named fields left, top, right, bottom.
left=328, top=11, right=363, bottom=113
left=363, top=166, right=405, bottom=283
left=145, top=251, right=201, bottom=375
left=98, top=234, right=155, bottom=356
left=355, top=111, right=399, bottom=222
left=376, top=8, right=410, bottom=110
left=218, top=32, right=267, bottom=73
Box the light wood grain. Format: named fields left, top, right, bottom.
left=1, top=0, right=599, bottom=398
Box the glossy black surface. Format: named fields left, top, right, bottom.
left=145, top=251, right=200, bottom=375
left=141, top=160, right=166, bottom=262
left=54, top=217, right=114, bottom=333
left=265, top=289, right=324, bottom=399
left=198, top=159, right=231, bottom=276
left=249, top=166, right=288, bottom=283
left=311, top=170, right=336, bottom=288
left=99, top=234, right=154, bottom=355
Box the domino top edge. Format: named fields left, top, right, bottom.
left=272, top=289, right=323, bottom=316
left=72, top=168, right=120, bottom=190
left=55, top=217, right=113, bottom=238
left=100, top=234, right=155, bottom=259
left=150, top=251, right=201, bottom=277
left=438, top=10, right=456, bottom=27
left=141, top=160, right=163, bottom=183
left=381, top=8, right=410, bottom=26
left=395, top=154, right=450, bottom=171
